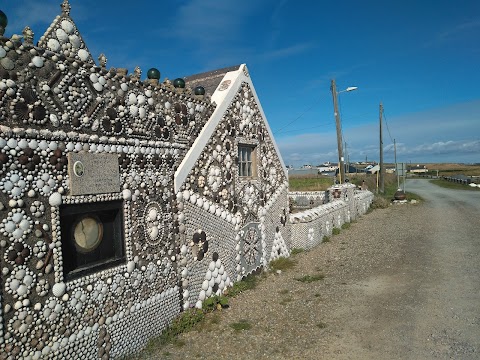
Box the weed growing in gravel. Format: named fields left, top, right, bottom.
left=144, top=308, right=204, bottom=350
left=295, top=274, right=325, bottom=283
left=202, top=295, right=229, bottom=312
left=322, top=236, right=330, bottom=243
left=225, top=274, right=258, bottom=297
left=269, top=257, right=296, bottom=272
left=314, top=293, right=321, bottom=298
left=341, top=222, right=351, bottom=230
left=316, top=322, right=327, bottom=329
left=371, top=196, right=390, bottom=209
left=332, top=227, right=341, bottom=235
left=291, top=248, right=305, bottom=255
left=230, top=319, right=252, bottom=331
left=279, top=297, right=293, bottom=306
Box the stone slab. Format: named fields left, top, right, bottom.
left=67, top=152, right=120, bottom=196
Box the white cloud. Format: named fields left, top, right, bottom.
left=276, top=100, right=480, bottom=166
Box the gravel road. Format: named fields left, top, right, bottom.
left=142, top=179, right=480, bottom=360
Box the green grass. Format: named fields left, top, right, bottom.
left=351, top=174, right=423, bottom=203
left=295, top=274, right=325, bottom=283
left=341, top=222, right=350, bottom=230
left=288, top=175, right=334, bottom=191
left=332, top=228, right=341, bottom=235
left=269, top=257, right=296, bottom=272
left=430, top=179, right=480, bottom=191
left=225, top=274, right=259, bottom=297
left=322, top=236, right=330, bottom=243
left=290, top=248, right=305, bottom=255
left=142, top=308, right=204, bottom=352
left=230, top=319, right=252, bottom=331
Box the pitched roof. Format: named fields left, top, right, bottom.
left=184, top=65, right=241, bottom=96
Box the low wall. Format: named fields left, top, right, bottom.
left=289, top=185, right=373, bottom=250
left=288, top=191, right=327, bottom=210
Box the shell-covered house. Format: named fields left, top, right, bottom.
left=0, top=1, right=290, bottom=358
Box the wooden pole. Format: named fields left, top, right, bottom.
left=331, top=79, right=345, bottom=183
left=379, top=103, right=385, bottom=194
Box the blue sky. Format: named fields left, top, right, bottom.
left=2, top=0, right=479, bottom=166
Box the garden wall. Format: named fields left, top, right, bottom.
left=289, top=184, right=373, bottom=250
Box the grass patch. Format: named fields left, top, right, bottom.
left=314, top=293, right=321, bottom=298
left=351, top=173, right=423, bottom=203
left=430, top=179, right=480, bottom=191
left=341, top=222, right=351, bottom=230
left=290, top=248, right=305, bottom=255
left=230, top=319, right=252, bottom=331
left=316, top=322, right=328, bottom=329
left=332, top=227, right=341, bottom=235
left=279, top=297, right=293, bottom=306
left=225, top=274, right=258, bottom=297
left=371, top=196, right=390, bottom=209
left=269, top=257, right=296, bottom=272
left=322, top=236, right=330, bottom=243
left=289, top=175, right=334, bottom=191
left=145, top=308, right=204, bottom=350
left=295, top=274, right=325, bottom=283
left=202, top=295, right=229, bottom=312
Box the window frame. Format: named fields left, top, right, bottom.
left=238, top=144, right=257, bottom=178
left=60, top=200, right=125, bottom=281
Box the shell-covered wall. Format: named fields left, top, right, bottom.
left=0, top=9, right=221, bottom=358
left=289, top=186, right=374, bottom=250
left=175, top=82, right=290, bottom=310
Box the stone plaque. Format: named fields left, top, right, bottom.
left=68, top=152, right=120, bottom=195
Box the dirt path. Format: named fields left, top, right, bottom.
left=142, top=179, right=480, bottom=360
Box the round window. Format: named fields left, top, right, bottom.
left=73, top=216, right=103, bottom=253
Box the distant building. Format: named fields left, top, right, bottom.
left=408, top=164, right=428, bottom=173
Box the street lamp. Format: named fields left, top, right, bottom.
left=330, top=79, right=357, bottom=184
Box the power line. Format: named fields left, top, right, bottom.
left=382, top=108, right=395, bottom=144
left=272, top=96, right=323, bottom=134
left=274, top=122, right=334, bottom=135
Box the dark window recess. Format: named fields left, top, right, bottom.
left=60, top=200, right=125, bottom=280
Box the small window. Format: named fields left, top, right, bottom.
left=60, top=200, right=125, bottom=280
left=238, top=145, right=257, bottom=177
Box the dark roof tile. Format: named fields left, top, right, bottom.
left=183, top=64, right=241, bottom=96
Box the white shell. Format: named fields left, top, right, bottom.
left=78, top=49, right=89, bottom=61
left=127, top=261, right=135, bottom=273
left=48, top=192, right=62, bottom=206
left=69, top=35, right=81, bottom=48
left=56, top=28, right=68, bottom=42
left=52, top=282, right=66, bottom=297
left=47, top=39, right=60, bottom=52
left=61, top=20, right=74, bottom=34
left=32, top=56, right=44, bottom=68
left=122, top=189, right=132, bottom=200
left=93, top=82, right=103, bottom=92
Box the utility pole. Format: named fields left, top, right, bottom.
left=394, top=138, right=399, bottom=189
left=344, top=141, right=348, bottom=177
left=331, top=79, right=345, bottom=184
left=379, top=103, right=385, bottom=194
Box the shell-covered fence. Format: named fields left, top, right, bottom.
left=289, top=185, right=374, bottom=250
